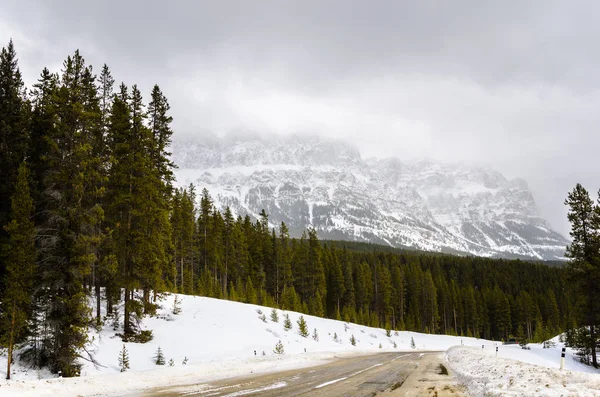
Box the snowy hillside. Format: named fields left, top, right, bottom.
left=173, top=134, right=568, bottom=260
left=1, top=293, right=598, bottom=396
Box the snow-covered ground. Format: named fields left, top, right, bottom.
left=1, top=293, right=599, bottom=396
left=447, top=345, right=600, bottom=396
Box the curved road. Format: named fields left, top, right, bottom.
left=134, top=352, right=466, bottom=397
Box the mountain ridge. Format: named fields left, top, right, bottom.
left=172, top=133, right=568, bottom=260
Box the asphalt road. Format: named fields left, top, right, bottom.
left=135, top=351, right=466, bottom=397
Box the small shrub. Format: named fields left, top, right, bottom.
left=260, top=313, right=267, bottom=323
left=168, top=358, right=175, bottom=367
left=312, top=328, right=319, bottom=341
left=182, top=356, right=188, bottom=365
left=386, top=329, right=391, bottom=337
left=350, top=335, right=357, bottom=346
left=410, top=337, right=416, bottom=349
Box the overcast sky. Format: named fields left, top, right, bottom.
left=1, top=0, right=598, bottom=235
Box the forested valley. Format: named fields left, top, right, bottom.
left=0, top=39, right=595, bottom=378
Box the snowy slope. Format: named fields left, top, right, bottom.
left=447, top=345, right=600, bottom=396
left=1, top=293, right=598, bottom=396
left=172, top=134, right=568, bottom=260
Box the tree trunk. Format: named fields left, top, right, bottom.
left=123, top=288, right=130, bottom=335
left=6, top=304, right=16, bottom=380
left=591, top=325, right=598, bottom=368
left=95, top=282, right=101, bottom=324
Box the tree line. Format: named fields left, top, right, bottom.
left=0, top=40, right=591, bottom=380
left=174, top=188, right=571, bottom=347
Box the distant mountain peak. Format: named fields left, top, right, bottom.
left=172, top=134, right=567, bottom=260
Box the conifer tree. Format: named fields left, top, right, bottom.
left=312, top=328, right=319, bottom=341
left=0, top=40, right=29, bottom=289
left=274, top=340, right=284, bottom=354
left=118, top=345, right=130, bottom=372
left=1, top=164, right=36, bottom=380
left=270, top=308, right=279, bottom=322
left=37, top=51, right=105, bottom=376
left=283, top=313, right=292, bottom=331
left=154, top=346, right=165, bottom=365
left=350, top=334, right=356, bottom=346
left=297, top=315, right=309, bottom=337
left=565, top=184, right=600, bottom=368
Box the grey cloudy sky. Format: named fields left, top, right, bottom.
left=1, top=0, right=598, bottom=235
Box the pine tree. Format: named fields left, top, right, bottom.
left=312, top=328, right=319, bottom=341
left=297, top=315, right=309, bottom=337
left=154, top=346, right=165, bottom=365
left=0, top=40, right=29, bottom=296
left=118, top=345, right=130, bottom=372
left=350, top=334, right=356, bottom=346
left=172, top=295, right=182, bottom=315
left=37, top=51, right=105, bottom=376
left=274, top=340, right=284, bottom=354
left=283, top=314, right=292, bottom=331
left=411, top=337, right=416, bottom=349
left=1, top=164, right=36, bottom=380
left=565, top=184, right=600, bottom=368
left=270, top=308, right=279, bottom=323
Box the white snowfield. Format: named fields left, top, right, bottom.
left=1, top=293, right=599, bottom=396
left=447, top=346, right=600, bottom=396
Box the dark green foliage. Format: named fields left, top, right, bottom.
left=350, top=334, right=356, bottom=346
left=411, top=337, right=416, bottom=349
left=1, top=163, right=36, bottom=379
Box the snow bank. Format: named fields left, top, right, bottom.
left=447, top=346, right=600, bottom=397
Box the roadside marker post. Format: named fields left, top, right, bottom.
left=560, top=347, right=566, bottom=370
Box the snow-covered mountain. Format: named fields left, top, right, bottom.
left=173, top=133, right=568, bottom=260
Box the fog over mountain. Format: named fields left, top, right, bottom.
left=3, top=0, right=599, bottom=236
left=173, top=133, right=568, bottom=260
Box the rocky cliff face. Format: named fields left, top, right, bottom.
left=173, top=134, right=568, bottom=260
